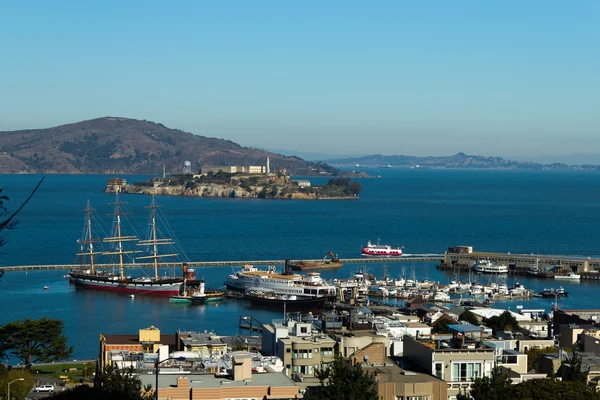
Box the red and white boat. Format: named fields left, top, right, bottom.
left=362, top=240, right=403, bottom=256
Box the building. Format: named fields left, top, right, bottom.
left=333, top=330, right=390, bottom=359
left=139, top=356, right=300, bottom=400
left=366, top=365, right=448, bottom=400
left=403, top=326, right=496, bottom=400
left=294, top=180, right=311, bottom=188
left=263, top=318, right=336, bottom=378
left=99, top=326, right=178, bottom=369
left=178, top=331, right=228, bottom=357
left=202, top=165, right=266, bottom=175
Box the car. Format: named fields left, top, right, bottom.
left=33, top=384, right=54, bottom=392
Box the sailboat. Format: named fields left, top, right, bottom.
left=69, top=193, right=190, bottom=296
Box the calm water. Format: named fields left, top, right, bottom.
left=1, top=169, right=600, bottom=359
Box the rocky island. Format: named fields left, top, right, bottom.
left=107, top=172, right=362, bottom=200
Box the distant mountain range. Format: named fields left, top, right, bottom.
left=0, top=117, right=337, bottom=175
left=326, top=153, right=600, bottom=171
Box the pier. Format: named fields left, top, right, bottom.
left=0, top=255, right=443, bottom=272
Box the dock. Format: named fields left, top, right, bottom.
left=0, top=255, right=443, bottom=272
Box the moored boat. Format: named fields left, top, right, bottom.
left=243, top=288, right=327, bottom=309
left=69, top=194, right=188, bottom=296
left=472, top=259, right=508, bottom=274
left=554, top=270, right=580, bottom=280
left=537, top=287, right=569, bottom=298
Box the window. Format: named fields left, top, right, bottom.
left=301, top=326, right=308, bottom=334
left=451, top=362, right=482, bottom=382
left=321, top=347, right=333, bottom=357
left=286, top=348, right=291, bottom=353
left=434, top=362, right=444, bottom=379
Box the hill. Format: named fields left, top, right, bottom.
left=0, top=117, right=338, bottom=175
left=325, top=153, right=599, bottom=171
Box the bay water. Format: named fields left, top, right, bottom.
left=1, top=169, right=600, bottom=359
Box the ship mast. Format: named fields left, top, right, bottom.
left=136, top=193, right=177, bottom=280
left=77, top=200, right=100, bottom=274
left=103, top=192, right=140, bottom=280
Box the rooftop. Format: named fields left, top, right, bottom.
left=364, top=364, right=445, bottom=385
left=139, top=371, right=297, bottom=389
left=448, top=324, right=484, bottom=334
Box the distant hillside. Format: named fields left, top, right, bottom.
left=326, top=153, right=600, bottom=171
left=0, top=117, right=338, bottom=175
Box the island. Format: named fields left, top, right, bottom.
left=105, top=171, right=362, bottom=200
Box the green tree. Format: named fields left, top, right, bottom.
left=525, top=346, right=557, bottom=371
left=459, top=310, right=480, bottom=326
left=456, top=366, right=513, bottom=400
left=485, top=311, right=520, bottom=334
left=513, top=378, right=600, bottom=400
left=53, top=366, right=152, bottom=400
left=308, top=358, right=378, bottom=400
left=0, top=368, right=36, bottom=400
left=0, top=318, right=73, bottom=364
left=561, top=349, right=586, bottom=382
left=432, top=317, right=452, bottom=334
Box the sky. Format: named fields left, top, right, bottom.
left=0, top=1, right=598, bottom=158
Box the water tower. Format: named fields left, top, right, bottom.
left=183, top=161, right=192, bottom=174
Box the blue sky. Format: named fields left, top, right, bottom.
left=0, top=1, right=598, bottom=157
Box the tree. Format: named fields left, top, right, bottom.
left=459, top=310, right=480, bottom=326
left=456, top=366, right=513, bottom=400
left=513, top=378, right=600, bottom=400
left=0, top=318, right=73, bottom=364
left=561, top=349, right=586, bottom=382
left=525, top=346, right=557, bottom=371
left=53, top=366, right=153, bottom=400
left=432, top=317, right=452, bottom=334
left=0, top=178, right=44, bottom=247
left=485, top=311, right=520, bottom=334
left=308, top=358, right=379, bottom=400
left=0, top=368, right=36, bottom=400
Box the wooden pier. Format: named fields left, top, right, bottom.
left=238, top=316, right=263, bottom=333
left=0, top=255, right=443, bottom=272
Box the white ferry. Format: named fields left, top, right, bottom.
left=362, top=239, right=403, bottom=256
left=472, top=258, right=508, bottom=274
left=224, top=265, right=336, bottom=298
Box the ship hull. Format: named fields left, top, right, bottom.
left=70, top=274, right=182, bottom=296
left=361, top=249, right=403, bottom=256
left=244, top=295, right=327, bottom=310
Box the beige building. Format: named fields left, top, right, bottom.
left=178, top=331, right=228, bottom=357
left=403, top=335, right=496, bottom=400
left=367, top=365, right=448, bottom=400
left=99, top=326, right=178, bottom=369
left=333, top=330, right=391, bottom=358
left=141, top=358, right=300, bottom=400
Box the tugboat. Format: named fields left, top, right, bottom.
left=361, top=239, right=403, bottom=256
left=170, top=279, right=225, bottom=304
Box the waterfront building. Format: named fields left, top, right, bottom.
left=294, top=180, right=311, bottom=188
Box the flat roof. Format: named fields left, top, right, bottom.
left=363, top=365, right=444, bottom=385
left=139, top=371, right=297, bottom=389
left=448, top=324, right=484, bottom=333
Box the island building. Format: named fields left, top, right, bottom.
left=294, top=179, right=311, bottom=188
left=106, top=177, right=127, bottom=192
left=202, top=165, right=267, bottom=174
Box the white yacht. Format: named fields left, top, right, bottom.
left=225, top=265, right=336, bottom=298
left=472, top=259, right=508, bottom=274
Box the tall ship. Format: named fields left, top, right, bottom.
left=224, top=262, right=336, bottom=299
left=69, top=194, right=190, bottom=296
left=361, top=239, right=403, bottom=256
left=472, top=258, right=508, bottom=274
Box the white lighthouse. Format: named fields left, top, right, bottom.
left=266, top=157, right=270, bottom=174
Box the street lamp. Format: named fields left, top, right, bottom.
left=154, top=356, right=186, bottom=400
left=8, top=378, right=24, bottom=400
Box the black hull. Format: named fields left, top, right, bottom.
left=244, top=295, right=327, bottom=309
